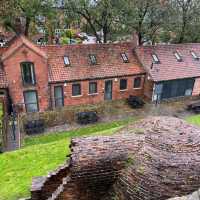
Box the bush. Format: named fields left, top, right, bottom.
left=76, top=112, right=99, bottom=125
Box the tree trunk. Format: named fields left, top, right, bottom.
left=138, top=32, right=143, bottom=45
left=179, top=20, right=186, bottom=43
left=24, top=17, right=31, bottom=36
left=103, top=26, right=108, bottom=43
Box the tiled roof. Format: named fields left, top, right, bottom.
left=0, top=47, right=8, bottom=88
left=136, top=44, right=200, bottom=82
left=41, top=43, right=145, bottom=83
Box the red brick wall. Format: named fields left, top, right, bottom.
left=50, top=75, right=145, bottom=108
left=143, top=77, right=154, bottom=100
left=193, top=78, right=200, bottom=96
left=3, top=45, right=49, bottom=112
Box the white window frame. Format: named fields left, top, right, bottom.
left=174, top=52, right=182, bottom=62
left=152, top=54, right=160, bottom=64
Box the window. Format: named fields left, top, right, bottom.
left=54, top=86, right=64, bottom=107
left=21, top=62, right=36, bottom=85
left=120, top=79, right=127, bottom=90
left=24, top=90, right=39, bottom=112
left=121, top=53, right=129, bottom=63
left=174, top=51, right=182, bottom=62
left=72, top=83, right=81, bottom=96
left=134, top=77, right=142, bottom=88
left=89, top=82, right=97, bottom=94
left=89, top=54, right=97, bottom=65
left=191, top=51, right=199, bottom=60
left=152, top=54, right=160, bottom=64
left=64, top=56, right=70, bottom=66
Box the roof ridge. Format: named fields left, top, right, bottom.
left=136, top=43, right=200, bottom=49
left=39, top=41, right=133, bottom=48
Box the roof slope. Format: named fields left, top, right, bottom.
left=41, top=42, right=145, bottom=83
left=1, top=35, right=47, bottom=61
left=136, top=43, right=200, bottom=82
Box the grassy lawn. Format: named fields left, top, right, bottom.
left=0, top=103, right=3, bottom=152
left=0, top=118, right=134, bottom=200
left=186, top=114, right=200, bottom=126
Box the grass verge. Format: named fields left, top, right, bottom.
left=186, top=114, right=200, bottom=126
left=0, top=118, right=135, bottom=200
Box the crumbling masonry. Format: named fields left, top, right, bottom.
left=30, top=117, right=200, bottom=200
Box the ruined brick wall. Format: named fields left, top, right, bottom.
left=168, top=189, right=200, bottom=200
left=105, top=117, right=200, bottom=200
left=30, top=117, right=200, bottom=200
left=30, top=134, right=143, bottom=200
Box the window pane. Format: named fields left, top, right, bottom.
left=24, top=91, right=38, bottom=112
left=120, top=79, right=127, bottom=90
left=64, top=56, right=70, bottom=65
left=134, top=77, right=141, bottom=88
left=89, top=55, right=97, bottom=65
left=121, top=53, right=129, bottom=63
left=89, top=82, right=97, bottom=94
left=72, top=84, right=81, bottom=96
left=22, top=62, right=35, bottom=85
left=54, top=86, right=64, bottom=107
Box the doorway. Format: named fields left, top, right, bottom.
left=104, top=80, right=113, bottom=100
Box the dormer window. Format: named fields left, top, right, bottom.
left=64, top=55, right=70, bottom=66
left=174, top=51, right=182, bottom=62
left=89, top=54, right=97, bottom=65
left=191, top=51, right=199, bottom=60
left=121, top=53, right=129, bottom=63
left=152, top=54, right=160, bottom=64
left=21, top=62, right=36, bottom=85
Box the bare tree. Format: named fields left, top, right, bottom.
left=120, top=0, right=167, bottom=45
left=168, top=0, right=200, bottom=43
left=64, top=0, right=123, bottom=43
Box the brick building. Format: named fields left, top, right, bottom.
left=0, top=35, right=145, bottom=113
left=135, top=44, right=200, bottom=102
left=1, top=35, right=200, bottom=114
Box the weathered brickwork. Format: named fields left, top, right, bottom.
left=50, top=76, right=145, bottom=107
left=30, top=117, right=200, bottom=200
left=192, top=77, right=200, bottom=96
left=143, top=77, right=154, bottom=100
left=2, top=37, right=50, bottom=112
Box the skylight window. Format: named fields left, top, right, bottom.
left=64, top=56, right=70, bottom=66
left=174, top=51, right=182, bottom=62
left=121, top=53, right=129, bottom=63
left=191, top=51, right=199, bottom=60
left=152, top=54, right=160, bottom=64
left=89, top=54, right=97, bottom=65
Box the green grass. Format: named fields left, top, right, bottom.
left=0, top=103, right=3, bottom=119
left=0, top=103, right=3, bottom=151
left=186, top=114, right=200, bottom=126
left=0, top=118, right=134, bottom=200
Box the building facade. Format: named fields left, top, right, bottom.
left=1, top=35, right=200, bottom=114
left=135, top=44, right=200, bottom=102
left=0, top=35, right=145, bottom=113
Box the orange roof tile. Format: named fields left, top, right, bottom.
left=136, top=44, right=200, bottom=82
left=41, top=42, right=145, bottom=83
